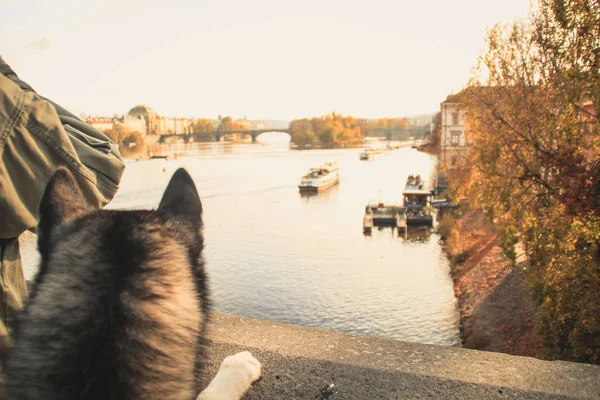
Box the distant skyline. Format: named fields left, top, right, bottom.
left=0, top=0, right=531, bottom=120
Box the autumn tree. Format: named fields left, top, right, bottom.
left=357, top=119, right=374, bottom=136
left=289, top=112, right=362, bottom=148
left=122, top=131, right=144, bottom=147
left=386, top=118, right=410, bottom=129
left=357, top=118, right=410, bottom=137
left=289, top=119, right=315, bottom=148
left=427, top=112, right=442, bottom=150
left=191, top=118, right=216, bottom=133
left=217, top=116, right=249, bottom=132
left=450, top=0, right=600, bottom=363
left=104, top=123, right=127, bottom=144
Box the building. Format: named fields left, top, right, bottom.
left=122, top=114, right=147, bottom=136
left=440, top=93, right=468, bottom=168
left=440, top=91, right=598, bottom=169
left=128, top=104, right=193, bottom=135
left=128, top=104, right=158, bottom=134
left=87, top=105, right=197, bottom=137
left=85, top=117, right=117, bottom=132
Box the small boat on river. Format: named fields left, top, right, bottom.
left=402, top=174, right=435, bottom=227
left=298, top=162, right=340, bottom=192
left=359, top=148, right=383, bottom=161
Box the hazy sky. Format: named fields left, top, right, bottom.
left=0, top=0, right=531, bottom=120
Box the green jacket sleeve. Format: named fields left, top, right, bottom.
left=0, top=69, right=125, bottom=239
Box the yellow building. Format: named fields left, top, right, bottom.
left=128, top=104, right=193, bottom=135
left=85, top=117, right=117, bottom=132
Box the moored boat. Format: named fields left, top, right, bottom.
left=402, top=174, right=435, bottom=227
left=363, top=202, right=406, bottom=231
left=298, top=162, right=340, bottom=192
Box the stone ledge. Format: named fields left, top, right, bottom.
left=200, top=313, right=600, bottom=399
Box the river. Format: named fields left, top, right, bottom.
left=20, top=140, right=460, bottom=347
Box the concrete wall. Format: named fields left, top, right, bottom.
left=202, top=313, right=600, bottom=399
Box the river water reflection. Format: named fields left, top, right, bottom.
left=22, top=141, right=460, bottom=346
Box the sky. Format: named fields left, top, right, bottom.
left=0, top=0, right=531, bottom=120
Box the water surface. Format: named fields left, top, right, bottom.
left=21, top=142, right=460, bottom=346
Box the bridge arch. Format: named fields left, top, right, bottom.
left=218, top=132, right=253, bottom=142
left=158, top=128, right=291, bottom=144
left=255, top=131, right=291, bottom=143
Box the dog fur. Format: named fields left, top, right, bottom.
left=3, top=168, right=261, bottom=399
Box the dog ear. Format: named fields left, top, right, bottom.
left=158, top=168, right=203, bottom=227
left=38, top=168, right=89, bottom=250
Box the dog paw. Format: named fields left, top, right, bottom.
left=219, top=351, right=262, bottom=384
left=197, top=352, right=262, bottom=400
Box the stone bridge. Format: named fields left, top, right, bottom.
left=158, top=129, right=291, bottom=144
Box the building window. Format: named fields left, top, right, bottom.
left=451, top=132, right=460, bottom=145
left=452, top=113, right=460, bottom=125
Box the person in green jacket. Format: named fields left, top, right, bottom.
left=0, top=55, right=125, bottom=355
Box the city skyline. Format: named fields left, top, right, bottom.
left=1, top=0, right=531, bottom=120
left=83, top=103, right=433, bottom=122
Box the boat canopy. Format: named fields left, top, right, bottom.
left=402, top=189, right=432, bottom=195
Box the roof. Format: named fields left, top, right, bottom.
left=402, top=189, right=433, bottom=195
left=441, top=92, right=464, bottom=104
left=128, top=104, right=156, bottom=117
left=441, top=86, right=522, bottom=105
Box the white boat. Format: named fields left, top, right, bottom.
left=359, top=148, right=383, bottom=160
left=402, top=174, right=435, bottom=227
left=298, top=162, right=340, bottom=192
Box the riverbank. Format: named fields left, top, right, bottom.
left=440, top=211, right=544, bottom=358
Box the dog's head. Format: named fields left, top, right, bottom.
left=7, top=168, right=210, bottom=398
left=40, top=167, right=202, bottom=239
left=35, top=167, right=205, bottom=292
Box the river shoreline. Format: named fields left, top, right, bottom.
left=441, top=211, right=544, bottom=358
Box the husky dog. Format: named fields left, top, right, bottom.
left=4, top=168, right=261, bottom=399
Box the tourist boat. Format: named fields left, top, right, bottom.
left=298, top=162, right=340, bottom=192
left=363, top=202, right=406, bottom=232
left=359, top=148, right=383, bottom=160
left=402, top=174, right=435, bottom=227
